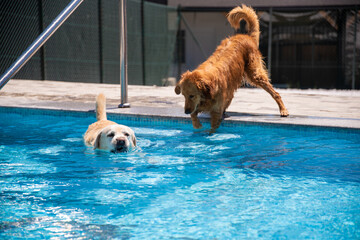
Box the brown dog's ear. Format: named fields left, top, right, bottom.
left=174, top=84, right=181, bottom=95
left=93, top=132, right=102, bottom=149
left=181, top=70, right=191, bottom=79
left=175, top=70, right=193, bottom=95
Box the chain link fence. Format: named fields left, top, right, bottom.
left=0, top=0, right=179, bottom=85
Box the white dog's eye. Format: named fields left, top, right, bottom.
left=107, top=132, right=115, bottom=138
left=124, top=132, right=130, bottom=137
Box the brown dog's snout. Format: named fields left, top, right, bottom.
left=185, top=108, right=192, bottom=114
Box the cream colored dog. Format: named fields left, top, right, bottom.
left=84, top=93, right=136, bottom=153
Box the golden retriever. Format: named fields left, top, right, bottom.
left=175, top=5, right=289, bottom=132
left=84, top=93, right=136, bottom=153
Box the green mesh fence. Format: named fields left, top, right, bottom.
left=126, top=0, right=179, bottom=85
left=0, top=0, right=179, bottom=85
left=143, top=1, right=178, bottom=85
left=43, top=0, right=101, bottom=83
left=2, top=2, right=358, bottom=89
left=0, top=0, right=43, bottom=81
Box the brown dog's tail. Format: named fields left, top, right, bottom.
left=227, top=5, right=260, bottom=46
left=96, top=93, right=107, bottom=121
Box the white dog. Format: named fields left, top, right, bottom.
left=84, top=93, right=136, bottom=153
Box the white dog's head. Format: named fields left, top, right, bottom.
left=94, top=124, right=136, bottom=153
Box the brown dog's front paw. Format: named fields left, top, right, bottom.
left=280, top=109, right=289, bottom=117
left=193, top=122, right=203, bottom=129
left=209, top=128, right=217, bottom=134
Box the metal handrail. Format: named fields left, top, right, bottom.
left=118, top=0, right=130, bottom=108
left=0, top=0, right=84, bottom=90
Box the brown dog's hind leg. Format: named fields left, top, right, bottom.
left=191, top=111, right=202, bottom=129
left=245, top=54, right=289, bottom=117
left=258, top=81, right=289, bottom=117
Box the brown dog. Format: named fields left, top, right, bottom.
left=84, top=93, right=136, bottom=153
left=175, top=5, right=289, bottom=132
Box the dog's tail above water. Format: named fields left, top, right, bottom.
left=227, top=5, right=260, bottom=46
left=96, top=93, right=107, bottom=121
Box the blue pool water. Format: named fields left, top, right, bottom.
left=0, top=108, right=359, bottom=239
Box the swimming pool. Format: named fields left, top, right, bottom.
left=1, top=107, right=359, bottom=239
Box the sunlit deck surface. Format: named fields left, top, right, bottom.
left=1, top=79, right=360, bottom=129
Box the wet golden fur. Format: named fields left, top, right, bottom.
left=84, top=94, right=136, bottom=153
left=175, top=5, right=289, bottom=132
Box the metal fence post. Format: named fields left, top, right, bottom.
left=177, top=5, right=182, bottom=80
left=141, top=0, right=146, bottom=86
left=352, top=7, right=358, bottom=90
left=37, top=0, right=46, bottom=81
left=98, top=0, right=104, bottom=84
left=267, top=7, right=273, bottom=78
left=118, top=0, right=130, bottom=108
left=0, top=0, right=84, bottom=90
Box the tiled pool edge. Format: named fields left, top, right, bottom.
left=1, top=106, right=360, bottom=134
left=2, top=80, right=360, bottom=129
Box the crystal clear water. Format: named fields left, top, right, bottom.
left=1, top=108, right=359, bottom=239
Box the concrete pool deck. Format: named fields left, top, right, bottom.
left=1, top=79, right=360, bottom=129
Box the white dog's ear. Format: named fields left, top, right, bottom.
left=94, top=132, right=102, bottom=149
left=132, top=135, right=137, bottom=147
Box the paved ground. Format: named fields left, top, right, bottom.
left=1, top=79, right=360, bottom=129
